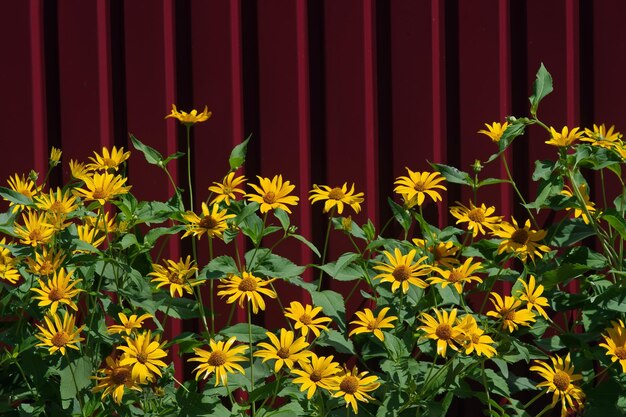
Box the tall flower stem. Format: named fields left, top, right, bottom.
left=318, top=210, right=335, bottom=291
left=501, top=154, right=538, bottom=228
left=185, top=125, right=194, bottom=212
left=208, top=237, right=215, bottom=337
left=248, top=306, right=256, bottom=416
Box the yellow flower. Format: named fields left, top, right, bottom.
left=309, top=183, right=365, bottom=214
left=181, top=202, right=235, bottom=240
left=492, top=217, right=550, bottom=262
left=88, top=146, right=131, bottom=172
left=516, top=275, right=549, bottom=319
left=6, top=173, right=38, bottom=213
left=188, top=336, right=248, bottom=386
left=545, top=126, right=583, bottom=147
left=148, top=256, right=201, bottom=298
left=284, top=301, right=332, bottom=337
left=69, top=160, right=91, bottom=181
left=30, top=268, right=83, bottom=314
left=246, top=175, right=300, bottom=214
left=73, top=172, right=131, bottom=205
left=581, top=123, right=623, bottom=149
left=76, top=223, right=106, bottom=252
left=329, top=366, right=380, bottom=414
left=599, top=320, right=626, bottom=373
left=92, top=355, right=141, bottom=404
left=165, top=104, right=212, bottom=126
left=14, top=210, right=55, bottom=246
left=373, top=248, right=431, bottom=294
left=412, top=238, right=460, bottom=269
left=418, top=308, right=462, bottom=357
left=217, top=271, right=276, bottom=314
left=208, top=172, right=247, bottom=205
left=0, top=238, right=20, bottom=284
left=108, top=312, right=153, bottom=335
left=428, top=257, right=482, bottom=294
left=349, top=307, right=397, bottom=341
left=291, top=353, right=341, bottom=399
left=478, top=121, right=510, bottom=143
left=394, top=169, right=446, bottom=207
left=118, top=331, right=168, bottom=383
left=25, top=247, right=65, bottom=276
left=35, top=310, right=84, bottom=355
left=449, top=201, right=502, bottom=237
left=456, top=315, right=496, bottom=358
left=254, top=328, right=312, bottom=372
left=560, top=184, right=596, bottom=224
left=530, top=354, right=584, bottom=417
left=35, top=188, right=79, bottom=230
left=486, top=293, right=535, bottom=332
left=49, top=147, right=62, bottom=166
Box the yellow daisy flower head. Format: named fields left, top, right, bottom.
left=30, top=268, right=83, bottom=314
left=85, top=209, right=118, bottom=234
left=412, top=238, right=460, bottom=269
left=309, top=182, right=365, bottom=215
left=75, top=223, right=106, bottom=252
left=208, top=172, right=247, bottom=205
left=349, top=307, right=397, bottom=341
left=148, top=256, right=200, bottom=298
left=418, top=308, right=462, bottom=357
left=69, top=159, right=92, bottom=181
left=478, top=121, right=510, bottom=143
left=373, top=248, right=432, bottom=294
left=456, top=315, right=497, bottom=358
left=581, top=123, right=623, bottom=149
left=284, top=301, right=332, bottom=337
left=165, top=104, right=212, bottom=126
left=35, top=310, right=85, bottom=355
left=217, top=271, right=276, bottom=314
left=530, top=354, right=584, bottom=417
left=181, top=202, right=236, bottom=240
left=92, top=354, right=141, bottom=404
left=516, top=275, right=549, bottom=319
left=545, top=126, right=584, bottom=147
left=254, top=328, right=312, bottom=372
left=291, top=353, right=341, bottom=399
left=599, top=320, right=626, bottom=373
left=6, top=173, right=38, bottom=213
left=117, top=330, right=168, bottom=383
left=88, top=146, right=131, bottom=173
left=49, top=146, right=62, bottom=166
left=492, top=217, right=550, bottom=263
left=560, top=184, right=596, bottom=224
left=73, top=172, right=131, bottom=205
left=0, top=238, right=20, bottom=284
left=428, top=257, right=482, bottom=294
left=14, top=210, right=55, bottom=247
left=25, top=247, right=65, bottom=277
left=394, top=169, right=446, bottom=208
left=449, top=201, right=502, bottom=237
left=35, top=188, right=79, bottom=230
left=330, top=365, right=380, bottom=414
left=486, top=293, right=536, bottom=332
left=246, top=175, right=300, bottom=214
left=188, top=336, right=248, bottom=386
left=108, top=312, right=153, bottom=335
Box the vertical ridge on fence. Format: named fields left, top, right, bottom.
left=29, top=0, right=48, bottom=176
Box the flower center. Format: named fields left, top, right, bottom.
left=40, top=261, right=54, bottom=275
left=435, top=324, right=452, bottom=340
left=48, top=288, right=64, bottom=301
left=309, top=370, right=323, bottom=382
left=92, top=188, right=107, bottom=200
left=136, top=353, right=148, bottom=364
left=413, top=181, right=425, bottom=192
left=615, top=346, right=626, bottom=360
left=339, top=375, right=360, bottom=394
left=299, top=314, right=312, bottom=325
left=103, top=158, right=117, bottom=168
left=468, top=208, right=486, bottom=223
left=502, top=309, right=516, bottom=322
left=328, top=187, right=345, bottom=200
left=471, top=333, right=481, bottom=344
left=238, top=276, right=258, bottom=292
left=208, top=351, right=227, bottom=366
left=111, top=366, right=131, bottom=384
left=511, top=229, right=529, bottom=245
left=431, top=246, right=445, bottom=261
left=366, top=322, right=378, bottom=330
left=29, top=230, right=44, bottom=242
left=276, top=347, right=290, bottom=359
left=263, top=191, right=277, bottom=204
left=553, top=371, right=571, bottom=391
left=49, top=201, right=67, bottom=214
left=199, top=215, right=218, bottom=230
left=167, top=272, right=184, bottom=285
left=51, top=331, right=70, bottom=347
left=392, top=265, right=410, bottom=282
left=447, top=271, right=463, bottom=283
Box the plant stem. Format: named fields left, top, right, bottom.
left=318, top=211, right=335, bottom=291
left=248, top=306, right=256, bottom=416
left=501, top=154, right=538, bottom=228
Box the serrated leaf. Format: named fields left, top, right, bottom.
left=220, top=323, right=267, bottom=343
left=529, top=63, right=553, bottom=116
left=316, top=328, right=354, bottom=354
left=311, top=290, right=346, bottom=331
left=0, top=186, right=34, bottom=207
left=229, top=135, right=251, bottom=170
left=429, top=162, right=472, bottom=186
left=130, top=133, right=164, bottom=165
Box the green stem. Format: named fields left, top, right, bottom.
left=522, top=389, right=546, bottom=409
left=501, top=154, right=538, bottom=228
left=480, top=361, right=492, bottom=416
left=185, top=125, right=194, bottom=212
left=248, top=306, right=256, bottom=416
left=318, top=211, right=335, bottom=291
left=208, top=237, right=215, bottom=337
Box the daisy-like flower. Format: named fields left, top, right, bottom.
left=165, top=104, right=212, bottom=126
left=284, top=301, right=332, bottom=337
left=418, top=308, right=462, bottom=357
left=30, top=268, right=83, bottom=314
left=486, top=293, right=536, bottom=332
left=181, top=202, right=235, bottom=240
left=0, top=238, right=20, bottom=284
left=26, top=247, right=65, bottom=277
left=217, top=271, right=277, bottom=314
left=254, top=328, right=312, bottom=372
left=148, top=256, right=200, bottom=298
left=188, top=336, right=248, bottom=386
left=6, top=173, right=38, bottom=213
left=76, top=223, right=106, bottom=251
left=87, top=146, right=131, bottom=172
left=545, top=126, right=584, bottom=147
left=599, top=320, right=626, bottom=373
left=35, top=310, right=85, bottom=355
left=35, top=188, right=79, bottom=230
left=560, top=184, right=596, bottom=224
left=428, top=257, right=482, bottom=294
left=49, top=146, right=62, bottom=166
left=118, top=330, right=168, bottom=383
left=69, top=160, right=91, bottom=181
left=373, top=248, right=432, bottom=294
left=530, top=354, right=584, bottom=417
left=291, top=353, right=341, bottom=399
left=309, top=183, right=365, bottom=214
left=581, top=123, right=623, bottom=149
left=14, top=210, right=55, bottom=247
left=478, top=121, right=510, bottom=143
left=73, top=172, right=131, bottom=205
left=246, top=175, right=300, bottom=214
left=108, top=312, right=153, bottom=335
left=492, top=217, right=550, bottom=262
left=516, top=275, right=549, bottom=319
left=208, top=172, right=247, bottom=205
left=349, top=307, right=397, bottom=341
left=92, top=354, right=141, bottom=404
left=413, top=238, right=460, bottom=269
left=456, top=315, right=497, bottom=358
left=449, top=201, right=502, bottom=237
left=329, top=366, right=380, bottom=414
left=394, top=169, right=446, bottom=208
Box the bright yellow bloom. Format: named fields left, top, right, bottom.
left=30, top=268, right=83, bottom=314
left=349, top=307, right=397, bottom=341
left=394, top=169, right=446, bottom=207
left=530, top=354, right=584, bottom=417
left=581, top=123, right=623, bottom=149
left=492, top=217, right=550, bottom=262
left=374, top=248, right=432, bottom=294
left=456, top=315, right=497, bottom=358
left=88, top=146, right=131, bottom=172
left=450, top=201, right=502, bottom=237
left=6, top=173, right=38, bottom=213
left=35, top=310, right=85, bottom=355
left=599, top=320, right=626, bottom=373
left=25, top=247, right=65, bottom=276
left=35, top=188, right=79, bottom=230
left=309, top=183, right=365, bottom=214
left=92, top=355, right=141, bottom=404
left=76, top=223, right=106, bottom=252
left=181, top=202, right=235, bottom=240
left=14, top=210, right=55, bottom=247
left=428, top=257, right=482, bottom=294
left=217, top=271, right=276, bottom=314
left=545, top=126, right=583, bottom=147
left=107, top=312, right=153, bottom=335
left=118, top=331, right=168, bottom=383
left=148, top=256, right=200, bottom=298
left=246, top=175, right=300, bottom=214
left=165, top=104, right=212, bottom=126
left=560, top=184, right=596, bottom=224
left=516, top=275, right=549, bottom=319
left=329, top=366, right=380, bottom=414
left=291, top=353, right=341, bottom=399
left=486, top=293, right=536, bottom=332
left=418, top=308, right=462, bottom=357
left=412, top=238, right=460, bottom=269
left=284, top=301, right=332, bottom=337
left=0, top=238, right=20, bottom=284
left=69, top=160, right=91, bottom=181
left=478, top=121, right=510, bottom=143
left=73, top=172, right=131, bottom=205
left=49, top=147, right=62, bottom=166
left=254, top=328, right=312, bottom=372
left=188, top=336, right=248, bottom=386
left=208, top=172, right=247, bottom=205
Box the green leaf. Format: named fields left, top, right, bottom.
left=532, top=160, right=556, bottom=181
left=253, top=252, right=306, bottom=279
left=319, top=252, right=361, bottom=281
left=130, top=133, right=164, bottom=165
left=59, top=357, right=92, bottom=408
left=229, top=135, right=251, bottom=170
left=529, top=63, right=553, bottom=116
left=542, top=263, right=590, bottom=289
left=547, top=218, right=595, bottom=247
left=388, top=198, right=413, bottom=233
left=0, top=186, right=33, bottom=207
left=316, top=329, right=355, bottom=354
left=290, top=234, right=321, bottom=258
left=273, top=208, right=290, bottom=231
left=162, top=151, right=185, bottom=166
left=477, top=178, right=510, bottom=187
left=601, top=209, right=626, bottom=239
left=205, top=256, right=239, bottom=277
left=220, top=323, right=268, bottom=343
left=311, top=290, right=346, bottom=331
left=429, top=162, right=472, bottom=186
